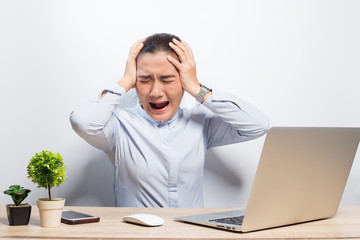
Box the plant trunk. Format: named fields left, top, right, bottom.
left=48, top=185, right=52, bottom=201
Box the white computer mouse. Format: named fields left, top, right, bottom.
left=122, top=213, right=164, bottom=227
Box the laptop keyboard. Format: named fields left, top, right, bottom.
left=209, top=215, right=244, bottom=226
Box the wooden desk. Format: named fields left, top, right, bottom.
left=1, top=205, right=360, bottom=239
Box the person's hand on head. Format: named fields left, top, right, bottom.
left=167, top=39, right=201, bottom=98
left=119, top=38, right=146, bottom=91
left=102, top=38, right=145, bottom=99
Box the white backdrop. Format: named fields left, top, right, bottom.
left=1, top=0, right=359, bottom=207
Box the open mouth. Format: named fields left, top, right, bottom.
left=150, top=101, right=169, bottom=110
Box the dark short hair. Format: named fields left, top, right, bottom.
left=138, top=33, right=181, bottom=58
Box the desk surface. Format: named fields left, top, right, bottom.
left=1, top=205, right=360, bottom=239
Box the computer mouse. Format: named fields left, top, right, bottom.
left=122, top=213, right=164, bottom=227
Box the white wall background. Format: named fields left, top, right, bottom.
left=1, top=0, right=359, bottom=208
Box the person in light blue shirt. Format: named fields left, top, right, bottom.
left=70, top=33, right=270, bottom=207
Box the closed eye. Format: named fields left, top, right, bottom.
left=160, top=75, right=176, bottom=83
left=137, top=75, right=152, bottom=83
left=162, top=79, right=175, bottom=83
left=138, top=79, right=151, bottom=84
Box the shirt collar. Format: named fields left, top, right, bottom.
left=136, top=103, right=181, bottom=128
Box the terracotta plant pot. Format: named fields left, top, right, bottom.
left=6, top=204, right=32, bottom=226
left=36, top=198, right=65, bottom=228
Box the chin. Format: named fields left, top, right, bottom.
left=148, top=109, right=175, bottom=121
left=150, top=114, right=171, bottom=122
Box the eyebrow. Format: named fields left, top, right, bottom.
left=137, top=75, right=152, bottom=79
left=159, top=75, right=176, bottom=80
left=137, top=74, right=176, bottom=80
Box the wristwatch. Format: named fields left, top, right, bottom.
left=196, top=84, right=212, bottom=103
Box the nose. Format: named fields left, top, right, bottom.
left=149, top=79, right=164, bottom=98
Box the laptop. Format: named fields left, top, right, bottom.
left=176, top=127, right=360, bottom=232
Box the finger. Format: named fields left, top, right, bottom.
left=167, top=54, right=181, bottom=70
left=182, top=41, right=194, bottom=59
left=169, top=41, right=186, bottom=63
left=172, top=38, right=187, bottom=52
left=133, top=40, right=144, bottom=56
left=172, top=39, right=193, bottom=63
left=133, top=37, right=146, bottom=48
left=129, top=38, right=146, bottom=58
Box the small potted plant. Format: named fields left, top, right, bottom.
left=27, top=150, right=67, bottom=228
left=3, top=185, right=31, bottom=225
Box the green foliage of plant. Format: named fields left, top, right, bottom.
left=27, top=150, right=66, bottom=201
left=4, top=185, right=31, bottom=206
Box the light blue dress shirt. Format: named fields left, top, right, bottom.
left=70, top=84, right=269, bottom=207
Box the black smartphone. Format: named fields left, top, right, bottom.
left=61, top=210, right=100, bottom=224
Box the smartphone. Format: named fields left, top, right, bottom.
left=61, top=210, right=100, bottom=224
